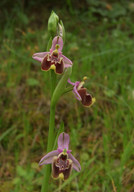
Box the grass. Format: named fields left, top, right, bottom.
left=0, top=2, right=134, bottom=192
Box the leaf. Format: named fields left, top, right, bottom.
left=27, top=78, right=39, bottom=86
left=104, top=89, right=115, bottom=97
left=0, top=126, right=15, bottom=142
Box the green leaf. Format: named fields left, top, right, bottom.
left=27, top=78, right=39, bottom=86
left=47, top=37, right=52, bottom=51
left=104, top=89, right=115, bottom=97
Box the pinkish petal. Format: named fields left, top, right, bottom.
left=65, top=64, right=72, bottom=68
left=32, top=52, right=49, bottom=62
left=62, top=55, right=73, bottom=65
left=68, top=79, right=75, bottom=86
left=51, top=36, right=63, bottom=52
left=58, top=132, right=70, bottom=151
left=68, top=80, right=81, bottom=100
left=73, top=82, right=81, bottom=101
left=68, top=153, right=81, bottom=172
left=39, top=150, right=59, bottom=165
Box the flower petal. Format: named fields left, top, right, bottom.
left=78, top=88, right=93, bottom=106
left=39, top=150, right=59, bottom=165
left=65, top=64, right=72, bottom=68
left=51, top=36, right=63, bottom=52
left=73, top=82, right=82, bottom=101
left=68, top=153, right=81, bottom=172
left=32, top=52, right=49, bottom=62
left=62, top=55, right=72, bottom=65
left=68, top=79, right=75, bottom=86
left=58, top=132, right=70, bottom=151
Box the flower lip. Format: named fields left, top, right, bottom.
left=68, top=78, right=95, bottom=107
left=52, top=155, right=73, bottom=180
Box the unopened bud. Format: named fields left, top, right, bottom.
left=48, top=11, right=59, bottom=37
left=58, top=20, right=65, bottom=42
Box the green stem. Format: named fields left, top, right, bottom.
left=62, top=86, right=73, bottom=95
left=50, top=70, right=56, bottom=97
left=41, top=71, right=56, bottom=192
left=41, top=104, right=56, bottom=192
left=41, top=68, right=72, bottom=192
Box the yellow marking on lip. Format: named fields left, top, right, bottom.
left=59, top=173, right=64, bottom=180
left=92, top=97, right=96, bottom=104
left=50, top=64, right=56, bottom=70
left=86, top=97, right=96, bottom=108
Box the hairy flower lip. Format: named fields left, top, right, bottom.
left=32, top=36, right=72, bottom=74
left=68, top=78, right=95, bottom=107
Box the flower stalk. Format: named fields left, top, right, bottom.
left=41, top=104, right=56, bottom=192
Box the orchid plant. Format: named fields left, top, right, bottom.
left=32, top=11, right=95, bottom=192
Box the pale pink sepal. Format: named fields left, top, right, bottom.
left=58, top=132, right=70, bottom=151
left=51, top=36, right=63, bottom=52
left=32, top=52, right=49, bottom=62
left=68, top=153, right=81, bottom=172
left=39, top=150, right=59, bottom=165
left=62, top=55, right=73, bottom=65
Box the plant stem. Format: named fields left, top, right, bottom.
left=58, top=179, right=62, bottom=192
left=41, top=68, right=72, bottom=192
left=41, top=104, right=56, bottom=192
left=41, top=70, right=56, bottom=192
left=50, top=70, right=56, bottom=97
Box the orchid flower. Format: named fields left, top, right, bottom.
left=68, top=77, right=96, bottom=107
left=32, top=36, right=72, bottom=74
left=39, top=132, right=81, bottom=180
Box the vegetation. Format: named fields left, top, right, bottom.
left=0, top=1, right=134, bottom=191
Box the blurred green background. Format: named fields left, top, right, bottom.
left=0, top=0, right=134, bottom=191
